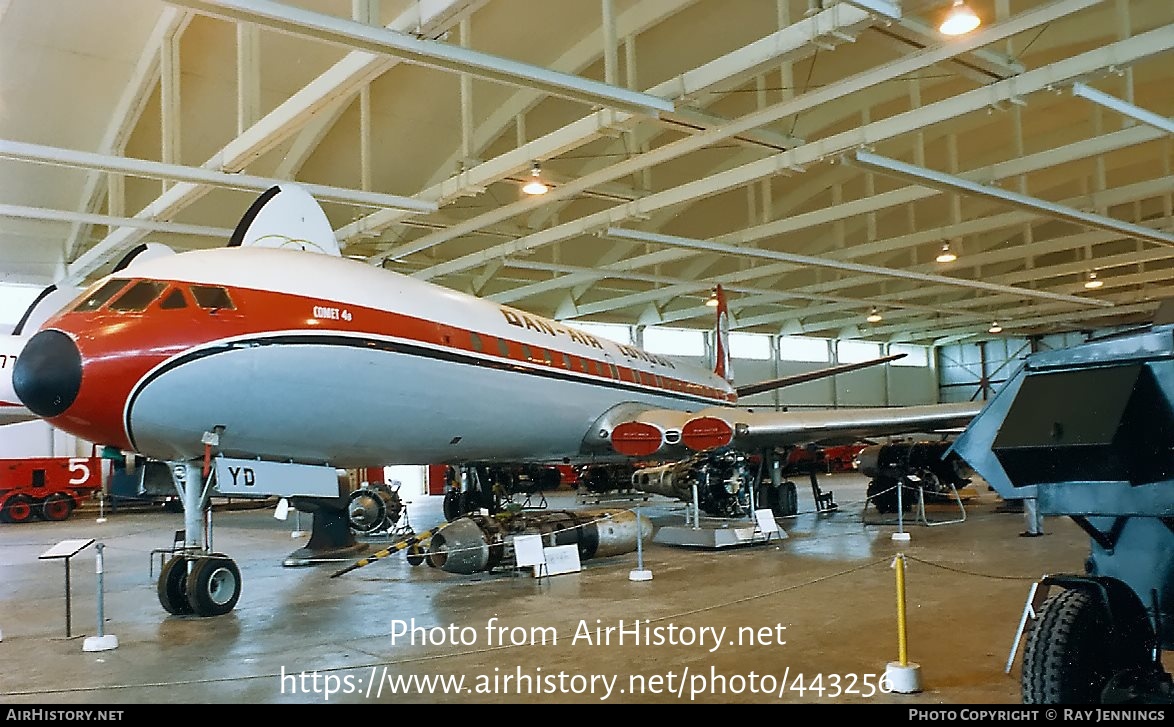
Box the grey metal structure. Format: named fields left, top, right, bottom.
left=951, top=323, right=1174, bottom=704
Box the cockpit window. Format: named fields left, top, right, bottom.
left=109, top=280, right=167, bottom=312
left=191, top=286, right=235, bottom=310
left=160, top=288, right=188, bottom=310
left=72, top=279, right=131, bottom=312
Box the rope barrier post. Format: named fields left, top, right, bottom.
left=884, top=552, right=922, bottom=693
left=892, top=478, right=911, bottom=542
left=83, top=543, right=118, bottom=652
left=628, top=506, right=652, bottom=582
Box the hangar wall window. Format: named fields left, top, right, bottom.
left=571, top=321, right=632, bottom=345
left=109, top=280, right=166, bottom=312
left=779, top=335, right=830, bottom=362
left=837, top=339, right=881, bottom=364
left=72, top=279, right=131, bottom=312
left=729, top=332, right=772, bottom=360
left=890, top=343, right=928, bottom=367
left=644, top=326, right=705, bottom=356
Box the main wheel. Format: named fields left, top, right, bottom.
left=40, top=493, right=75, bottom=522
left=0, top=494, right=36, bottom=523
left=442, top=489, right=462, bottom=522
left=186, top=556, right=242, bottom=617
left=761, top=482, right=799, bottom=518
left=158, top=555, right=194, bottom=615
left=1021, top=588, right=1141, bottom=704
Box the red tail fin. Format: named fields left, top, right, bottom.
left=712, top=285, right=733, bottom=384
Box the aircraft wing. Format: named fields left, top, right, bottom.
left=734, top=353, right=905, bottom=398
left=609, top=400, right=986, bottom=457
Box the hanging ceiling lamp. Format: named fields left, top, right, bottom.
left=939, top=0, right=981, bottom=36
left=522, top=162, right=549, bottom=195
left=989, top=321, right=1003, bottom=334
left=936, top=241, right=957, bottom=263
left=866, top=307, right=883, bottom=323
left=1084, top=271, right=1104, bottom=290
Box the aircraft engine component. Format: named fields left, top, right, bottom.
left=425, top=508, right=652, bottom=575
left=632, top=450, right=756, bottom=518
left=856, top=441, right=971, bottom=514
left=347, top=483, right=403, bottom=533
left=950, top=323, right=1174, bottom=704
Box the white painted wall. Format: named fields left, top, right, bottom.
left=0, top=420, right=87, bottom=459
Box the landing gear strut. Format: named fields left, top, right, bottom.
left=156, top=461, right=244, bottom=617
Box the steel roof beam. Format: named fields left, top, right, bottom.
left=850, top=150, right=1174, bottom=248
left=416, top=2, right=1134, bottom=282
left=1071, top=81, right=1174, bottom=135
left=167, top=0, right=673, bottom=116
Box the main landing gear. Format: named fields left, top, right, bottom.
left=156, top=461, right=243, bottom=617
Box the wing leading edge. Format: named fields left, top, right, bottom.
left=609, top=400, right=985, bottom=457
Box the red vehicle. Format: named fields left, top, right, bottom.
left=0, top=456, right=104, bottom=523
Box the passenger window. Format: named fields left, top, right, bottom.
left=72, top=279, right=131, bottom=312
left=160, top=289, right=188, bottom=310
left=470, top=333, right=483, bottom=352
left=497, top=338, right=510, bottom=358
left=191, top=286, right=235, bottom=310
left=109, top=281, right=166, bottom=312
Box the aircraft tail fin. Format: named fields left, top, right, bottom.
left=228, top=184, right=341, bottom=256
left=712, top=284, right=733, bottom=384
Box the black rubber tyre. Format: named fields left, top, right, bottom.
left=186, top=556, right=242, bottom=617
left=1, top=494, right=36, bottom=523
left=158, top=555, right=194, bottom=615
left=442, top=490, right=462, bottom=522
left=40, top=493, right=75, bottom=522
left=406, top=543, right=425, bottom=566
left=762, top=482, right=799, bottom=518
left=1021, top=588, right=1125, bottom=704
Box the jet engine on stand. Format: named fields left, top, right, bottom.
left=424, top=508, right=652, bottom=575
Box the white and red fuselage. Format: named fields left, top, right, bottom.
left=19, top=247, right=735, bottom=468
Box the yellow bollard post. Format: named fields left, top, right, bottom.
left=896, top=552, right=908, bottom=666
left=884, top=552, right=922, bottom=693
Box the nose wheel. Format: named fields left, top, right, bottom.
left=156, top=554, right=243, bottom=617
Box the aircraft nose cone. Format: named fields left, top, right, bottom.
left=13, top=330, right=82, bottom=417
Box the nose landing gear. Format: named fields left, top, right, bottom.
left=155, top=460, right=244, bottom=618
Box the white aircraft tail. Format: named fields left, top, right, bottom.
left=228, top=184, right=341, bottom=256
left=712, top=284, right=733, bottom=384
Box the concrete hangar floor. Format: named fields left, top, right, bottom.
left=0, top=472, right=1147, bottom=705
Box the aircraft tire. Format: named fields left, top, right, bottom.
left=158, top=555, right=194, bottom=615
left=186, top=555, right=242, bottom=617
left=1021, top=588, right=1127, bottom=704
left=442, top=490, right=462, bottom=522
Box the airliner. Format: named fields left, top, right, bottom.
left=12, top=184, right=982, bottom=617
